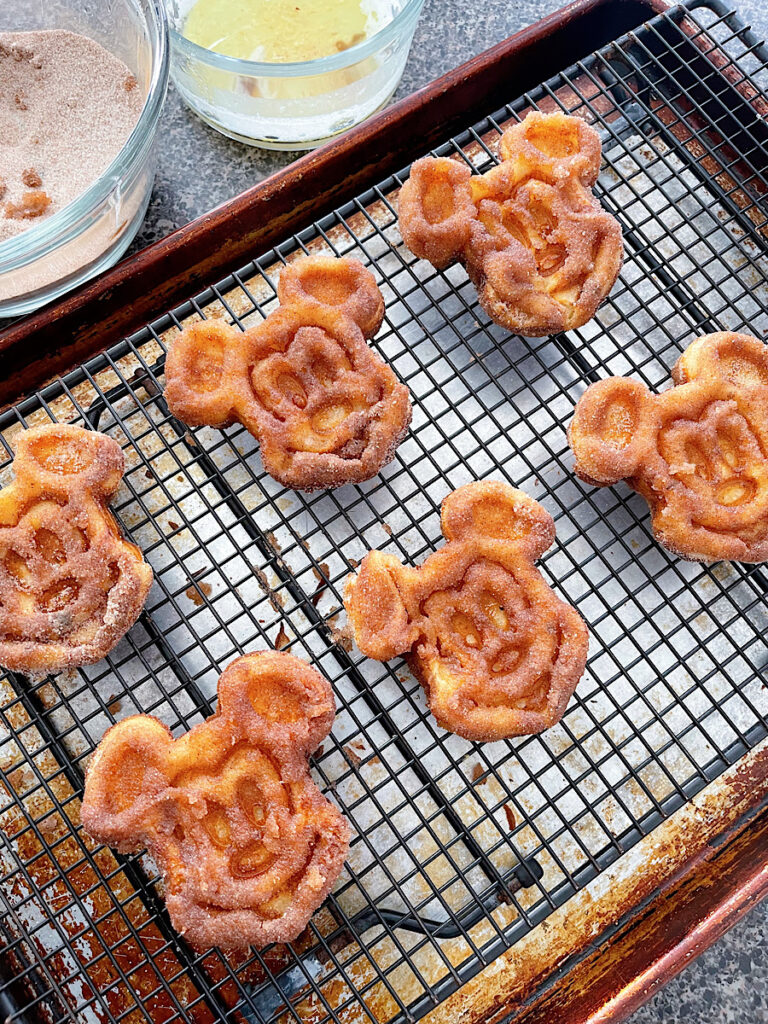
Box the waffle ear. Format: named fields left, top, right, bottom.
left=215, top=651, right=335, bottom=760
left=499, top=111, right=602, bottom=186
left=81, top=717, right=172, bottom=844
left=164, top=321, right=244, bottom=428
left=345, top=552, right=416, bottom=661
left=569, top=377, right=652, bottom=485
left=277, top=256, right=385, bottom=338
left=441, top=481, right=555, bottom=559
left=673, top=332, right=768, bottom=388
left=14, top=424, right=124, bottom=500
left=398, top=157, right=475, bottom=269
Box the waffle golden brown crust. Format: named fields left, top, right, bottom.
left=398, top=111, right=623, bottom=337
left=344, top=482, right=589, bottom=741
left=0, top=425, right=152, bottom=674
left=80, top=651, right=350, bottom=951
left=568, top=332, right=768, bottom=563
left=164, top=255, right=412, bottom=490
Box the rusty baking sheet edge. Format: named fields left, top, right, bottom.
left=422, top=737, right=768, bottom=1024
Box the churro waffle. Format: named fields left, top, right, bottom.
left=80, top=651, right=350, bottom=950
left=569, top=331, right=768, bottom=562
left=399, top=111, right=623, bottom=336
left=345, top=482, right=589, bottom=741
left=0, top=425, right=152, bottom=674
left=164, top=255, right=411, bottom=490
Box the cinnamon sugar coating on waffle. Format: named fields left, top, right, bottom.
left=81, top=651, right=350, bottom=950
left=398, top=111, right=623, bottom=337
left=345, top=482, right=589, bottom=741
left=164, top=255, right=411, bottom=490
left=0, top=425, right=152, bottom=674
left=569, top=332, right=768, bottom=563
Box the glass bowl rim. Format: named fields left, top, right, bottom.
left=0, top=0, right=169, bottom=267
left=169, top=0, right=426, bottom=77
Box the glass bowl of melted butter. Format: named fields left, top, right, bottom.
left=167, top=0, right=425, bottom=149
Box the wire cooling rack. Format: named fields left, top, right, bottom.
left=3, top=1, right=768, bottom=1021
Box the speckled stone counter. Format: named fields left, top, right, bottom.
left=135, top=1, right=768, bottom=1019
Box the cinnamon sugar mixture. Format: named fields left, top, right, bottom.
left=0, top=30, right=143, bottom=243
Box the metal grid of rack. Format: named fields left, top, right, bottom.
left=2, top=1, right=768, bottom=1021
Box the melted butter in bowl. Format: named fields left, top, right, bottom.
left=168, top=0, right=425, bottom=149
left=183, top=0, right=382, bottom=63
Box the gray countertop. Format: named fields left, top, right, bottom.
left=135, top=1, right=768, bottom=1020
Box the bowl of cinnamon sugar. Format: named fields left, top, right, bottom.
left=0, top=1, right=168, bottom=317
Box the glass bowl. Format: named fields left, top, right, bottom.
left=0, top=0, right=169, bottom=319
left=167, top=0, right=425, bottom=150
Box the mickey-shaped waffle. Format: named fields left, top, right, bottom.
left=164, top=255, right=412, bottom=490
left=344, top=482, right=589, bottom=741
left=398, top=111, right=623, bottom=337
left=569, top=332, right=768, bottom=563
left=0, top=425, right=152, bottom=674
left=80, top=651, right=350, bottom=950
